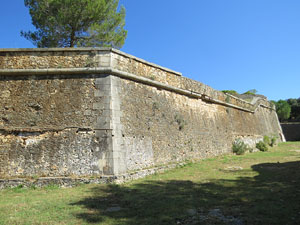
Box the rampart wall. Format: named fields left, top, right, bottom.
left=0, top=48, right=284, bottom=185
left=281, top=123, right=300, bottom=141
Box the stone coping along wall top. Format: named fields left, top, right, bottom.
left=0, top=47, right=182, bottom=76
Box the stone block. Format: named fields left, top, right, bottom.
left=94, top=90, right=109, bottom=97
left=95, top=120, right=112, bottom=130
left=95, top=84, right=112, bottom=91
left=95, top=76, right=112, bottom=85
left=99, top=55, right=111, bottom=67
left=92, top=103, right=104, bottom=110
left=84, top=110, right=92, bottom=116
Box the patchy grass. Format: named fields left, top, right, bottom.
left=1, top=142, right=300, bottom=224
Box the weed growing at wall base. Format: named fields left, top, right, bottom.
left=271, top=136, right=277, bottom=147
left=232, top=139, right=251, bottom=155
left=263, top=135, right=271, bottom=146
left=256, top=141, right=268, bottom=152
left=263, top=135, right=278, bottom=148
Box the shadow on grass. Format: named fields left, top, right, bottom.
left=72, top=161, right=300, bottom=225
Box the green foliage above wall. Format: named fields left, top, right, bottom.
left=243, top=89, right=257, bottom=95
left=272, top=99, right=300, bottom=122
left=274, top=100, right=291, bottom=122
left=21, top=0, right=127, bottom=48
left=221, top=90, right=239, bottom=96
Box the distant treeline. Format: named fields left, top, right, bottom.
left=271, top=98, right=300, bottom=122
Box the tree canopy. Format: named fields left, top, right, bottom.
left=21, top=0, right=127, bottom=48
left=274, top=100, right=291, bottom=122
left=272, top=98, right=300, bottom=122
left=287, top=98, right=300, bottom=121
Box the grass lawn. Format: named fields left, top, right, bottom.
left=1, top=142, right=300, bottom=225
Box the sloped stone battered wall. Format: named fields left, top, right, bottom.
left=0, top=48, right=284, bottom=182
left=119, top=79, right=282, bottom=170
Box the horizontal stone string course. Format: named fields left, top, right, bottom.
left=0, top=48, right=284, bottom=187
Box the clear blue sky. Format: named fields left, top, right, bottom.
left=1, top=0, right=299, bottom=101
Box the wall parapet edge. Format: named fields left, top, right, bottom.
left=0, top=47, right=182, bottom=76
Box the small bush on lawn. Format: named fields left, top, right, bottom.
left=263, top=135, right=271, bottom=146
left=270, top=136, right=277, bottom=147
left=256, top=141, right=268, bottom=152
left=263, top=135, right=278, bottom=147
left=232, top=139, right=250, bottom=155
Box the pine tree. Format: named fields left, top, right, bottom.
left=21, top=0, right=127, bottom=48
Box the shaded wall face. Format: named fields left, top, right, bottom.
left=0, top=129, right=102, bottom=177
left=0, top=75, right=96, bottom=128
left=281, top=123, right=300, bottom=141
left=119, top=79, right=228, bottom=168
left=119, top=79, right=282, bottom=170
left=0, top=74, right=108, bottom=178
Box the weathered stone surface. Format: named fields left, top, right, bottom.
left=0, top=74, right=98, bottom=128
left=118, top=79, right=282, bottom=167
left=0, top=128, right=105, bottom=177
left=0, top=48, right=284, bottom=186
left=0, top=50, right=96, bottom=69
left=0, top=162, right=185, bottom=189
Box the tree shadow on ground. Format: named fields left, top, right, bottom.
left=72, top=161, right=300, bottom=225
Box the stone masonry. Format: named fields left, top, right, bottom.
left=0, top=48, right=285, bottom=185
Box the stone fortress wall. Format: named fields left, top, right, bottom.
left=0, top=48, right=284, bottom=185
left=281, top=123, right=300, bottom=141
